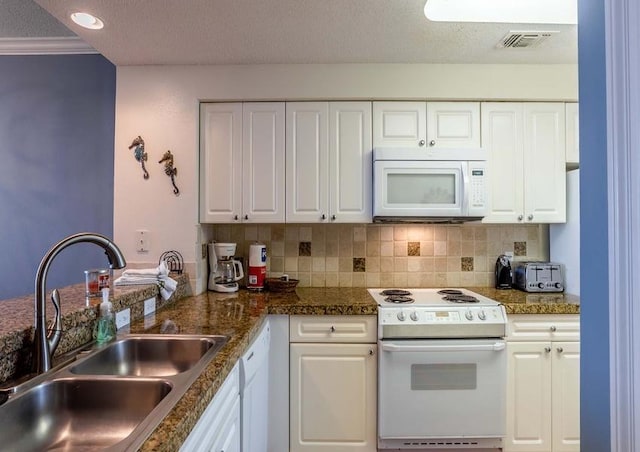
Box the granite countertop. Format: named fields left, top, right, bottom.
left=0, top=284, right=578, bottom=450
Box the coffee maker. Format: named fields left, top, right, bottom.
left=208, top=242, right=244, bottom=292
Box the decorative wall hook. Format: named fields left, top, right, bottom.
left=158, top=150, right=179, bottom=195
left=127, top=136, right=149, bottom=179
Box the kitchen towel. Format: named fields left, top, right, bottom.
left=114, top=261, right=177, bottom=300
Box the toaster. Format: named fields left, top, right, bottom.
left=513, top=261, right=564, bottom=292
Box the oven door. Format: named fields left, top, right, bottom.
left=378, top=338, right=506, bottom=442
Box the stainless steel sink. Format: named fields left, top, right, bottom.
left=71, top=335, right=228, bottom=376
left=0, top=334, right=229, bottom=451
left=0, top=377, right=172, bottom=451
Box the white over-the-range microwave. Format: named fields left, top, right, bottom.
left=373, top=148, right=488, bottom=223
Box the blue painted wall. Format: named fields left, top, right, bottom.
left=0, top=55, right=116, bottom=300
left=578, top=0, right=610, bottom=449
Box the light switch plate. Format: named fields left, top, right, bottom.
left=115, top=308, right=131, bottom=329
left=136, top=229, right=150, bottom=253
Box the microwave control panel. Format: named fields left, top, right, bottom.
left=468, top=163, right=487, bottom=212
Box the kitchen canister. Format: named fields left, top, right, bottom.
left=84, top=268, right=111, bottom=298
left=247, top=242, right=267, bottom=290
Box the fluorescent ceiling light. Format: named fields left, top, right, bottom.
left=70, top=12, right=104, bottom=30
left=424, top=0, right=577, bottom=25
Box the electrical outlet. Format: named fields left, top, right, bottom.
left=136, top=229, right=149, bottom=252
left=115, top=308, right=131, bottom=329
left=144, top=297, right=156, bottom=315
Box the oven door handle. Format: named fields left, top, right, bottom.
left=381, top=342, right=506, bottom=352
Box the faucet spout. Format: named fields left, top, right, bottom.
left=33, top=233, right=126, bottom=374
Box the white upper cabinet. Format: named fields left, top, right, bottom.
left=242, top=102, right=285, bottom=222
left=426, top=101, right=481, bottom=148
left=523, top=103, right=567, bottom=223
left=565, top=102, right=579, bottom=167
left=482, top=102, right=566, bottom=223
left=373, top=101, right=426, bottom=148
left=200, top=102, right=285, bottom=223
left=329, top=102, right=372, bottom=222
left=373, top=101, right=480, bottom=149
left=200, top=103, right=243, bottom=223
left=286, top=102, right=329, bottom=223
left=287, top=102, right=372, bottom=223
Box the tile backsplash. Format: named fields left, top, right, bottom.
left=208, top=223, right=548, bottom=288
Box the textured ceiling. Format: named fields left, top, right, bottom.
left=22, top=0, right=577, bottom=66
left=0, top=0, right=74, bottom=38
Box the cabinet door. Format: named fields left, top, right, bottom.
left=211, top=396, right=241, bottom=452
left=290, top=343, right=377, bottom=452
left=481, top=103, right=525, bottom=223
left=565, top=103, right=579, bottom=166
left=242, top=102, right=285, bottom=223
left=551, top=342, right=580, bottom=452
left=426, top=102, right=481, bottom=148
left=329, top=102, right=372, bottom=223
left=505, top=342, right=552, bottom=452
left=372, top=101, right=426, bottom=148
left=286, top=102, right=329, bottom=222
left=200, top=103, right=243, bottom=223
left=523, top=103, right=567, bottom=223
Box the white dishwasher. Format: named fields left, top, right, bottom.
left=240, top=319, right=270, bottom=452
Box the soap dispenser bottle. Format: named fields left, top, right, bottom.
left=94, top=288, right=116, bottom=344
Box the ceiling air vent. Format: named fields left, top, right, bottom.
left=497, top=31, right=558, bottom=48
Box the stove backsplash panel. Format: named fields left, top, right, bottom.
left=207, top=223, right=548, bottom=288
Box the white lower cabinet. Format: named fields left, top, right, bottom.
left=505, top=315, right=580, bottom=452
left=181, top=362, right=241, bottom=452
left=289, top=316, right=377, bottom=452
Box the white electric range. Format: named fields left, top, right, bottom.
left=370, top=288, right=508, bottom=451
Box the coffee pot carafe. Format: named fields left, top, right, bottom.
left=208, top=242, right=244, bottom=292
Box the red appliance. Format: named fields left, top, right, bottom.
left=247, top=243, right=267, bottom=290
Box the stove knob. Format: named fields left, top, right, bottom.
left=538, top=282, right=545, bottom=289
left=554, top=282, right=563, bottom=289
left=397, top=311, right=406, bottom=321
left=465, top=310, right=474, bottom=321
left=478, top=310, right=487, bottom=321
left=410, top=311, right=419, bottom=321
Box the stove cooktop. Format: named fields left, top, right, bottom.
left=369, top=288, right=501, bottom=308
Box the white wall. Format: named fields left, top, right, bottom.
left=113, top=63, right=578, bottom=293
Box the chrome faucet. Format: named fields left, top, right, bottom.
left=33, top=232, right=126, bottom=374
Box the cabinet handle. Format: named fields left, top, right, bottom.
left=244, top=214, right=249, bottom=220
left=419, top=140, right=426, bottom=146
left=527, top=214, right=534, bottom=221
left=321, top=214, right=326, bottom=220
left=550, top=325, right=557, bottom=332
left=369, top=349, right=374, bottom=356
left=331, top=214, right=336, bottom=221
left=557, top=347, right=564, bottom=353
left=330, top=326, right=336, bottom=333
left=429, top=140, right=436, bottom=146
left=234, top=215, right=239, bottom=221
left=517, top=215, right=523, bottom=221
left=544, top=346, right=552, bottom=353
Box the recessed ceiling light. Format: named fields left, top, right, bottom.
left=70, top=12, right=104, bottom=30
left=424, top=0, right=577, bottom=25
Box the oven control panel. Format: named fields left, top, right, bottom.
left=379, top=306, right=506, bottom=325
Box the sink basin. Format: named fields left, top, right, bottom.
left=0, top=377, right=172, bottom=451
left=71, top=334, right=228, bottom=377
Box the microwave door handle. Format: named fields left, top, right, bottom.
left=461, top=164, right=469, bottom=215
left=381, top=342, right=506, bottom=353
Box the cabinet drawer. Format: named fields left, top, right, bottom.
left=507, top=315, right=580, bottom=341
left=290, top=315, right=377, bottom=343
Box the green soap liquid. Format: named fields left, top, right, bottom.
left=94, top=316, right=116, bottom=344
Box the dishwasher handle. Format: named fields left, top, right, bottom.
left=381, top=342, right=506, bottom=353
